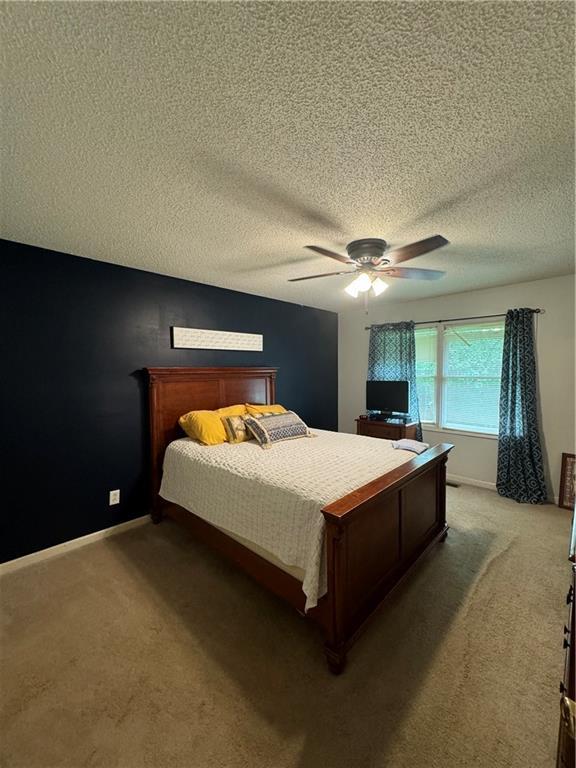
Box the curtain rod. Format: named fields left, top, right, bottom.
left=364, top=308, right=542, bottom=331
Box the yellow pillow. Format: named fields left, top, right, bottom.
left=216, top=404, right=248, bottom=417
left=179, top=410, right=227, bottom=445
left=246, top=403, right=287, bottom=416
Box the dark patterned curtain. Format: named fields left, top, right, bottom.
left=496, top=308, right=547, bottom=503
left=368, top=321, right=422, bottom=440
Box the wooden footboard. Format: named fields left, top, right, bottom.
left=318, top=443, right=453, bottom=673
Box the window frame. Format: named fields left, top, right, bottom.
left=415, top=318, right=503, bottom=440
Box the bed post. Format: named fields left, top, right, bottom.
left=438, top=456, right=449, bottom=542
left=323, top=518, right=348, bottom=674
left=151, top=500, right=164, bottom=525
left=147, top=372, right=164, bottom=524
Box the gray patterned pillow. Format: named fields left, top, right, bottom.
left=244, top=411, right=311, bottom=449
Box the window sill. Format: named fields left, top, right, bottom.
left=421, top=425, right=499, bottom=441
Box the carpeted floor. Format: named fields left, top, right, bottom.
left=0, top=486, right=571, bottom=768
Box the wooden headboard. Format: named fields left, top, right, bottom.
left=146, top=367, right=277, bottom=505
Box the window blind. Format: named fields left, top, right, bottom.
left=441, top=322, right=504, bottom=433
left=415, top=321, right=505, bottom=434
left=415, top=327, right=437, bottom=423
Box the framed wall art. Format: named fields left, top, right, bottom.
left=171, top=327, right=263, bottom=352
left=558, top=453, right=576, bottom=510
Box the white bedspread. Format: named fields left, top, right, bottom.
left=159, top=429, right=416, bottom=609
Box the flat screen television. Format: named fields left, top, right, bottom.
left=366, top=380, right=409, bottom=417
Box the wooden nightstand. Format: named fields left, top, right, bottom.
left=356, top=418, right=419, bottom=441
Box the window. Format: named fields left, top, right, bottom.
left=415, top=327, right=437, bottom=423
left=415, top=321, right=505, bottom=435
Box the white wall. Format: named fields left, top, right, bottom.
left=338, top=275, right=575, bottom=500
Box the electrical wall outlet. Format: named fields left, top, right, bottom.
left=109, top=489, right=120, bottom=505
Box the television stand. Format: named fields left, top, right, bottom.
left=356, top=418, right=418, bottom=441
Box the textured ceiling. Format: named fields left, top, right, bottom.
left=2, top=1, right=574, bottom=312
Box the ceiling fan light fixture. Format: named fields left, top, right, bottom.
left=355, top=273, right=372, bottom=293
left=344, top=280, right=360, bottom=298
left=344, top=272, right=372, bottom=297
left=371, top=277, right=388, bottom=296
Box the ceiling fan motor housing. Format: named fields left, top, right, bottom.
left=346, top=238, right=388, bottom=265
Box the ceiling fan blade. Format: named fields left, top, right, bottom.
left=305, top=245, right=352, bottom=264
left=384, top=235, right=449, bottom=265
left=376, top=267, right=446, bottom=281
left=288, top=270, right=357, bottom=282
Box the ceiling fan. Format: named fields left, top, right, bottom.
left=288, top=235, right=449, bottom=297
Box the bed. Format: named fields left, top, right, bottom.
left=147, top=366, right=453, bottom=673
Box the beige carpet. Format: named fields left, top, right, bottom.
left=0, top=486, right=571, bottom=768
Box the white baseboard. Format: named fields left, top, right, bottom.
left=0, top=515, right=149, bottom=576
left=446, top=474, right=560, bottom=504
left=447, top=473, right=497, bottom=491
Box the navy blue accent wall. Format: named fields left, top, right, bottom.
left=1, top=240, right=338, bottom=562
